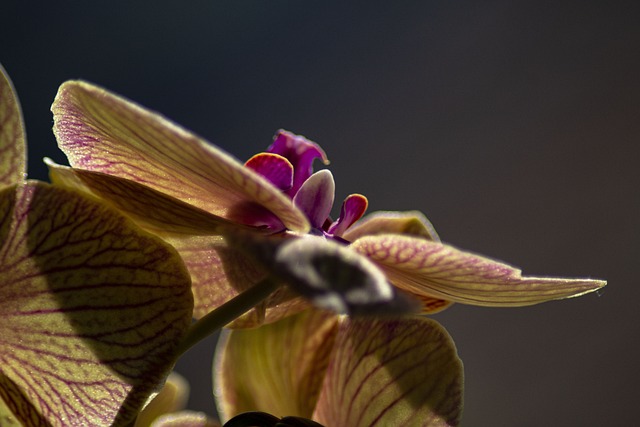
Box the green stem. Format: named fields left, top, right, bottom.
left=177, top=277, right=280, bottom=356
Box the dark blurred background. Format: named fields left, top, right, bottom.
left=2, top=1, right=638, bottom=425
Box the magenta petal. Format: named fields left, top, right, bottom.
left=268, top=130, right=328, bottom=197
left=244, top=153, right=293, bottom=192
left=327, top=194, right=368, bottom=237
left=293, top=170, right=335, bottom=229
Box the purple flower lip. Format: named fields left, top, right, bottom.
left=245, top=130, right=368, bottom=239
left=268, top=130, right=328, bottom=197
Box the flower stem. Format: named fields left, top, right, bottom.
left=177, top=277, right=280, bottom=356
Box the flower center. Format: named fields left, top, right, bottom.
left=245, top=130, right=368, bottom=239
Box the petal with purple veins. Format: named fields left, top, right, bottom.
left=52, top=81, right=309, bottom=233
left=352, top=234, right=606, bottom=308
left=0, top=181, right=193, bottom=426
left=215, top=310, right=339, bottom=421
left=313, top=316, right=464, bottom=427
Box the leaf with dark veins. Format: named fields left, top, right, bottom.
left=0, top=181, right=193, bottom=426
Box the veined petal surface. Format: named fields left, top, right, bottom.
left=313, top=316, right=463, bottom=427
left=352, top=234, right=606, bottom=307
left=52, top=81, right=309, bottom=232
left=47, top=160, right=240, bottom=236
left=215, top=310, right=339, bottom=421
left=0, top=65, right=26, bottom=188
left=0, top=181, right=193, bottom=426
left=49, top=160, right=308, bottom=325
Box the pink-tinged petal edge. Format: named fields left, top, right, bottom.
left=352, top=234, right=606, bottom=308
left=268, top=130, right=329, bottom=197
left=0, top=64, right=26, bottom=188
left=51, top=81, right=309, bottom=233
left=214, top=310, right=339, bottom=422
left=0, top=181, right=193, bottom=426
left=327, top=194, right=369, bottom=237
left=47, top=160, right=308, bottom=326
left=313, top=316, right=463, bottom=427
left=244, top=153, right=294, bottom=192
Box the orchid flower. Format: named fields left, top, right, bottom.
left=47, top=81, right=605, bottom=329
left=215, top=309, right=464, bottom=427
left=0, top=66, right=194, bottom=426
left=47, top=81, right=606, bottom=330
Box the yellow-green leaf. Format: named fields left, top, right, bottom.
left=52, top=81, right=309, bottom=233
left=0, top=181, right=193, bottom=426
left=0, top=64, right=26, bottom=188
left=313, top=316, right=464, bottom=427
left=215, top=310, right=339, bottom=421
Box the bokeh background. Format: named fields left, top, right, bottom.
left=2, top=2, right=638, bottom=425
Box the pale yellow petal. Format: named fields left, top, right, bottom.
left=353, top=234, right=606, bottom=307
left=52, top=81, right=309, bottom=232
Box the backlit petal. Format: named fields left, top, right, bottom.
left=343, top=210, right=440, bottom=242
left=135, top=372, right=189, bottom=427
left=150, top=412, right=220, bottom=427
left=245, top=153, right=293, bottom=192
left=313, top=316, right=463, bottom=427
left=47, top=160, right=240, bottom=235
left=49, top=161, right=307, bottom=326
left=52, top=81, right=309, bottom=232
left=0, top=181, right=193, bottom=426
left=214, top=310, right=339, bottom=421
left=0, top=65, right=26, bottom=188
left=352, top=234, right=606, bottom=307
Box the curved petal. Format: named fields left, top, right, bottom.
left=214, top=310, right=339, bottom=421
left=327, top=194, right=368, bottom=237
left=47, top=160, right=242, bottom=235
left=150, top=412, right=220, bottom=427
left=0, top=181, right=193, bottom=426
left=0, top=64, right=26, bottom=188
left=343, top=210, right=440, bottom=242
left=293, top=170, right=335, bottom=229
left=273, top=236, right=419, bottom=316
left=48, top=162, right=307, bottom=326
left=352, top=234, right=607, bottom=307
left=162, top=233, right=308, bottom=326
left=313, top=316, right=464, bottom=427
left=135, top=372, right=189, bottom=427
left=244, top=153, right=293, bottom=192
left=268, top=130, right=328, bottom=197
left=52, top=81, right=309, bottom=232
